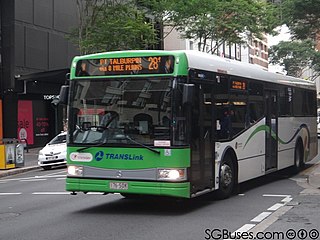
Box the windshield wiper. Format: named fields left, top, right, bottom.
left=125, top=135, right=160, bottom=155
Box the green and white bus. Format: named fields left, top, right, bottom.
left=62, top=50, right=317, bottom=199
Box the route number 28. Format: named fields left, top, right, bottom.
left=148, top=57, right=161, bottom=70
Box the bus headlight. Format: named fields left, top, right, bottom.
left=67, top=165, right=83, bottom=177
left=157, top=168, right=187, bottom=181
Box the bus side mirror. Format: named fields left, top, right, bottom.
left=183, top=84, right=195, bottom=104
left=59, top=85, right=69, bottom=105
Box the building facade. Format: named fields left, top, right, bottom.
left=163, top=27, right=268, bottom=69
left=247, top=35, right=269, bottom=69
left=0, top=0, right=79, bottom=147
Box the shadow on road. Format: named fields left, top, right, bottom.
left=238, top=163, right=316, bottom=194
left=73, top=193, right=223, bottom=216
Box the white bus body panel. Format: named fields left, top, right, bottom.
left=215, top=117, right=317, bottom=188
left=277, top=117, right=295, bottom=170
left=215, top=118, right=266, bottom=186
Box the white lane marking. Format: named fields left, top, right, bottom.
left=36, top=170, right=66, bottom=177
left=0, top=193, right=22, bottom=195
left=225, top=224, right=256, bottom=240
left=35, top=175, right=66, bottom=179
left=267, top=203, right=284, bottom=211
left=227, top=194, right=293, bottom=240
left=86, top=192, right=105, bottom=195
left=0, top=174, right=66, bottom=183
left=249, top=206, right=293, bottom=235
left=234, top=223, right=256, bottom=232
left=262, top=194, right=291, bottom=198
left=20, top=179, right=47, bottom=182
left=0, top=176, right=41, bottom=182
left=233, top=224, right=256, bottom=234
left=32, top=192, right=70, bottom=195
left=281, top=196, right=293, bottom=203
left=263, top=194, right=293, bottom=204
left=251, top=212, right=272, bottom=222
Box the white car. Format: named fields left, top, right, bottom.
left=38, top=132, right=67, bottom=170
left=318, top=122, right=320, bottom=138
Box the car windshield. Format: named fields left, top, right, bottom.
left=48, top=134, right=66, bottom=145
left=69, top=78, right=174, bottom=146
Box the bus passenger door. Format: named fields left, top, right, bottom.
left=190, top=83, right=214, bottom=192
left=265, top=90, right=278, bottom=171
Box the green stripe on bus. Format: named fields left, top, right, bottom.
left=66, top=178, right=191, bottom=198
left=244, top=124, right=309, bottom=149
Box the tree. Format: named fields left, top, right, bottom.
left=268, top=0, right=320, bottom=80
left=282, top=0, right=320, bottom=40
left=69, top=0, right=158, bottom=54
left=269, top=40, right=320, bottom=80
left=140, top=0, right=279, bottom=53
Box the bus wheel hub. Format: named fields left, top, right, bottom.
left=221, top=164, right=232, bottom=187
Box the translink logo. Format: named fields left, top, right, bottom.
left=94, top=151, right=144, bottom=161
left=95, top=151, right=104, bottom=161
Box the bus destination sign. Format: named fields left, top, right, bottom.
left=231, top=80, right=247, bottom=91
left=76, top=56, right=174, bottom=77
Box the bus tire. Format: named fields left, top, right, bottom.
left=216, top=154, right=235, bottom=199
left=292, top=140, right=303, bottom=174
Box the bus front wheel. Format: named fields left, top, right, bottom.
left=216, top=155, right=235, bottom=199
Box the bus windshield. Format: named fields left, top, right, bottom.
left=69, top=78, right=184, bottom=146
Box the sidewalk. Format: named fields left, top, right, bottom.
left=307, top=160, right=320, bottom=189
left=262, top=161, right=320, bottom=236
left=0, top=147, right=42, bottom=178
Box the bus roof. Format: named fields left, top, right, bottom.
left=184, top=50, right=315, bottom=90
left=71, top=50, right=315, bottom=90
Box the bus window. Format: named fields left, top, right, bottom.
left=279, top=87, right=292, bottom=116
left=173, top=81, right=188, bottom=145
left=245, top=102, right=264, bottom=126
left=70, top=78, right=174, bottom=145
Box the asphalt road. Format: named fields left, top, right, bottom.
left=0, top=165, right=313, bottom=240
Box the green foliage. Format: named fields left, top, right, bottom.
left=269, top=0, right=320, bottom=80
left=140, top=0, right=279, bottom=52
left=269, top=40, right=320, bottom=80
left=69, top=0, right=158, bottom=54
left=282, top=0, right=320, bottom=40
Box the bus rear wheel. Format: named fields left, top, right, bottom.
left=292, top=142, right=304, bottom=174
left=216, top=155, right=235, bottom=199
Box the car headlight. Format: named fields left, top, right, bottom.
left=157, top=168, right=187, bottom=181
left=67, top=165, right=83, bottom=177
left=38, top=150, right=44, bottom=156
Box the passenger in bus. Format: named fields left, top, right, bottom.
left=220, top=109, right=234, bottom=139
left=245, top=105, right=257, bottom=127
left=77, top=62, right=90, bottom=76
left=164, top=57, right=173, bottom=73
left=100, top=111, right=119, bottom=128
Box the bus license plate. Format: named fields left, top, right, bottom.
left=110, top=182, right=128, bottom=190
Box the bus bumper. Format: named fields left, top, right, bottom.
left=66, top=177, right=191, bottom=198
